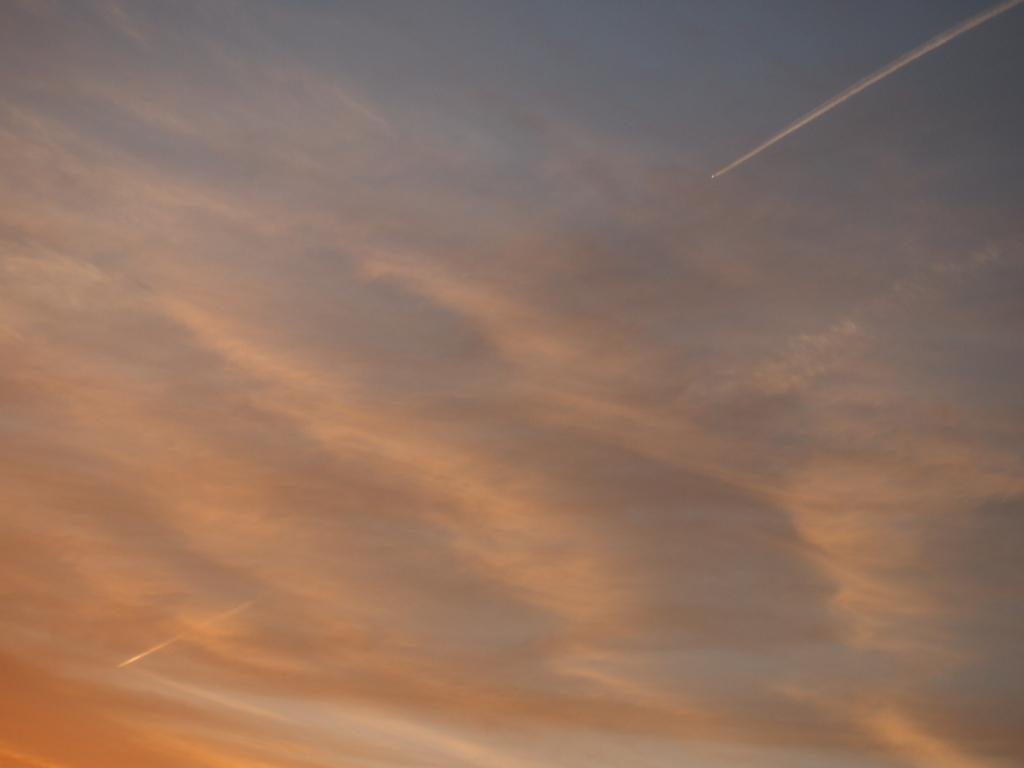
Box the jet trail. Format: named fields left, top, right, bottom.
left=118, top=598, right=261, bottom=668
left=712, top=0, right=1024, bottom=178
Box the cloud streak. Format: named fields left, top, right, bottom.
left=712, top=0, right=1024, bottom=177
left=118, top=598, right=262, bottom=667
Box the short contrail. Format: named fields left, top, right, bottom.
left=712, top=0, right=1024, bottom=178
left=118, top=598, right=261, bottom=668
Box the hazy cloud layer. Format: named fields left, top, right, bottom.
left=2, top=2, right=1022, bottom=767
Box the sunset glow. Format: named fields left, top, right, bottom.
left=2, top=2, right=1023, bottom=767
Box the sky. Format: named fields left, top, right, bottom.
left=1, top=1, right=1023, bottom=767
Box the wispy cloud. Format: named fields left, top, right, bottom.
left=1, top=2, right=1022, bottom=767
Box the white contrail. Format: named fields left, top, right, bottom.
left=712, top=0, right=1024, bottom=178
left=117, top=598, right=261, bottom=668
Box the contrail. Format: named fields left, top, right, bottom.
left=712, top=0, right=1024, bottom=178
left=117, top=598, right=261, bottom=668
